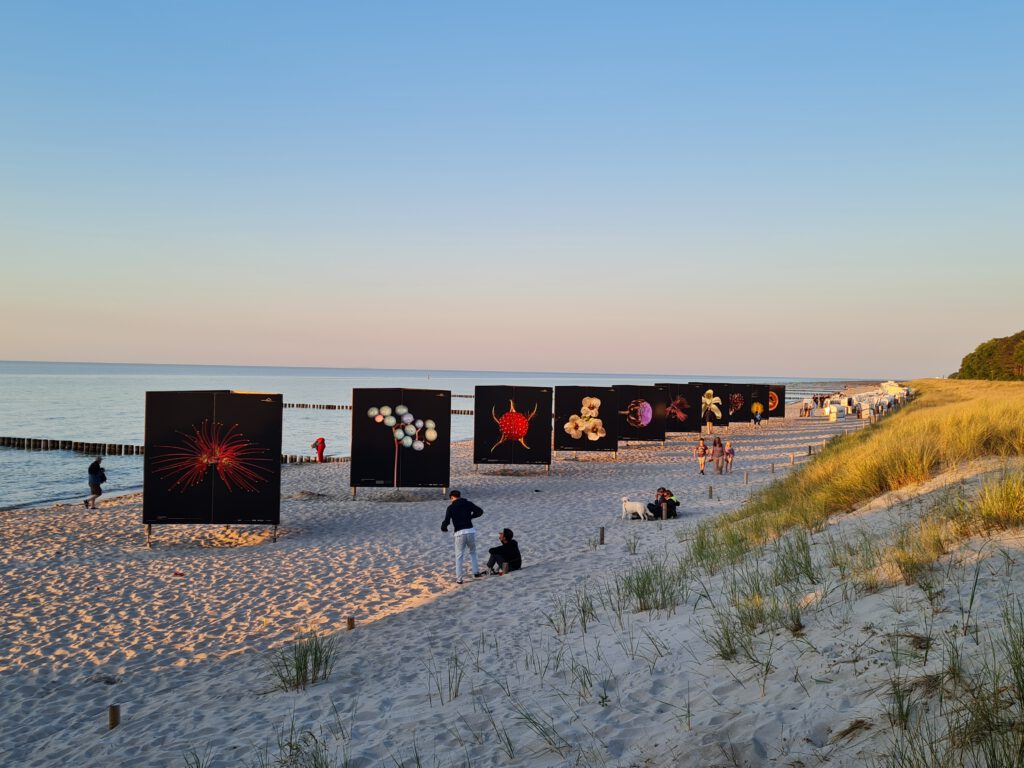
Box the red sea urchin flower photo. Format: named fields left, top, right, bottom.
left=151, top=420, right=271, bottom=493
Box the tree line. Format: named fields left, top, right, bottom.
left=952, top=330, right=1024, bottom=380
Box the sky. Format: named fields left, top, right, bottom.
left=1, top=2, right=1021, bottom=379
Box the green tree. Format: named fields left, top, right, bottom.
left=954, top=331, right=1024, bottom=380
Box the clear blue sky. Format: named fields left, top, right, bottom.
left=2, top=2, right=1021, bottom=378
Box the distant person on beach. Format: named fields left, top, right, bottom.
left=693, top=437, right=708, bottom=475
left=647, top=488, right=679, bottom=519
left=724, top=441, right=735, bottom=473
left=84, top=456, right=106, bottom=509
left=441, top=490, right=484, bottom=584
left=711, top=436, right=725, bottom=474
left=486, top=528, right=522, bottom=574
left=310, top=437, right=326, bottom=462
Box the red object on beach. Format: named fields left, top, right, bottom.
left=311, top=436, right=326, bottom=462
left=173, top=571, right=185, bottom=577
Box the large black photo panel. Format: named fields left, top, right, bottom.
left=614, top=384, right=668, bottom=441
left=692, top=383, right=731, bottom=429
left=351, top=388, right=451, bottom=488
left=211, top=392, right=283, bottom=523
left=769, top=384, right=787, bottom=419
left=143, top=390, right=282, bottom=525
left=474, top=386, right=553, bottom=465
left=657, top=383, right=703, bottom=433
left=554, top=386, right=618, bottom=451
left=749, top=385, right=769, bottom=422
left=726, top=384, right=752, bottom=423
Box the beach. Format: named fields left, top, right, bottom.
left=3, top=397, right=1019, bottom=767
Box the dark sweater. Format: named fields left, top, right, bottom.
left=488, top=539, right=522, bottom=571
left=441, top=498, right=483, bottom=532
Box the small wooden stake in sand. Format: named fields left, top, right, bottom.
left=599, top=527, right=605, bottom=545
left=345, top=616, right=355, bottom=631
left=808, top=445, right=813, bottom=455
left=771, top=462, right=775, bottom=474
left=108, top=704, right=120, bottom=730
left=744, top=471, right=749, bottom=484
left=790, top=453, right=795, bottom=465
left=708, top=485, right=713, bottom=499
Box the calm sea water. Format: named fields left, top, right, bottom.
left=0, top=361, right=860, bottom=510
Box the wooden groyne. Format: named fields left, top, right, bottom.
left=0, top=437, right=144, bottom=455
left=282, top=454, right=350, bottom=464
left=285, top=402, right=475, bottom=416
left=0, top=436, right=350, bottom=465
left=284, top=403, right=351, bottom=410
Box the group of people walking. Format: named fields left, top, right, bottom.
left=693, top=436, right=735, bottom=475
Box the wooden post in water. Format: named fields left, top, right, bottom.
left=708, top=485, right=713, bottom=499
left=108, top=704, right=120, bottom=730
left=346, top=616, right=355, bottom=631
left=744, top=471, right=749, bottom=484
left=598, top=526, right=605, bottom=545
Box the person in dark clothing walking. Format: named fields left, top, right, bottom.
left=441, top=489, right=484, bottom=584
left=486, top=528, right=522, bottom=574
left=85, top=456, right=106, bottom=509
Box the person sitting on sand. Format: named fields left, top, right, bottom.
left=647, top=488, right=679, bottom=519
left=693, top=437, right=708, bottom=475
left=724, top=441, right=735, bottom=473
left=486, top=528, right=522, bottom=574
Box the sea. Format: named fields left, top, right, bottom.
left=0, top=361, right=869, bottom=510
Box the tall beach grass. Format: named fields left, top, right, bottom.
left=696, top=379, right=1024, bottom=560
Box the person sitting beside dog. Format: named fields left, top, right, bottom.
left=486, top=528, right=522, bottom=574
left=646, top=488, right=679, bottom=519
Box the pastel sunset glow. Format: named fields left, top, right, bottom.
left=2, top=3, right=1021, bottom=378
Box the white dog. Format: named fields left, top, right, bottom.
left=621, top=496, right=653, bottom=520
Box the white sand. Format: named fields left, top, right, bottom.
left=3, top=398, right=1021, bottom=767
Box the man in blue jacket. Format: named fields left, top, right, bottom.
left=441, top=489, right=484, bottom=584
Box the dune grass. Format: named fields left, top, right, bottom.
left=267, top=630, right=339, bottom=692
left=694, top=380, right=1024, bottom=562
